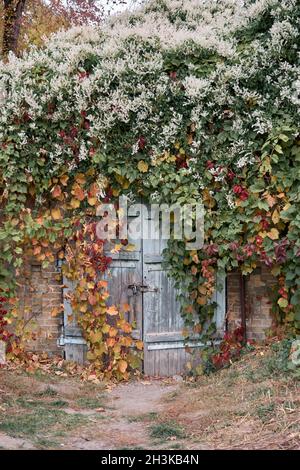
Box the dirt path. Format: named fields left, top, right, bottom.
left=64, top=381, right=180, bottom=450
left=0, top=372, right=184, bottom=450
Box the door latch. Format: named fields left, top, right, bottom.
left=128, top=284, right=139, bottom=295
left=128, top=284, right=159, bottom=294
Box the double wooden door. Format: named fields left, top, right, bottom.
left=63, top=207, right=225, bottom=376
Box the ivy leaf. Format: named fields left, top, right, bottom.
left=75, top=173, right=86, bottom=185
left=265, top=193, right=276, bottom=208
left=272, top=209, right=280, bottom=224
left=51, top=185, right=62, bottom=199
left=70, top=198, right=81, bottom=209
left=267, top=228, right=279, bottom=240
left=118, top=359, right=128, bottom=374
left=137, top=160, right=149, bottom=173
left=135, top=340, right=143, bottom=351
left=72, top=185, right=85, bottom=201
left=51, top=208, right=62, bottom=220
left=88, top=197, right=97, bottom=206
left=89, top=331, right=102, bottom=343
left=106, top=305, right=118, bottom=316
left=278, top=298, right=288, bottom=309
left=60, top=175, right=69, bottom=186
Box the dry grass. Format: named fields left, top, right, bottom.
left=160, top=347, right=300, bottom=449
left=0, top=370, right=109, bottom=449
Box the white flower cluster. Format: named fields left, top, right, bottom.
left=0, top=0, right=298, bottom=182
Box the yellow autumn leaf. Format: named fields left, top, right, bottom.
left=111, top=243, right=122, bottom=253
left=122, top=178, right=130, bottom=189
left=282, top=202, right=291, bottom=211
left=118, top=359, right=128, bottom=374
left=122, top=322, right=132, bottom=333
left=89, top=331, right=102, bottom=343
left=109, top=327, right=118, bottom=337
left=79, top=304, right=88, bottom=314
left=258, top=231, right=268, bottom=238
left=271, top=265, right=281, bottom=276
left=242, top=265, right=254, bottom=274
left=137, top=160, right=149, bottom=173
left=197, top=296, right=207, bottom=306
left=75, top=173, right=86, bottom=185
left=51, top=208, right=62, bottom=220
left=51, top=306, right=63, bottom=317
left=72, top=184, right=85, bottom=201
left=102, top=324, right=110, bottom=334
left=272, top=209, right=280, bottom=224
left=70, top=198, right=81, bottom=209
left=125, top=243, right=136, bottom=252
left=135, top=340, right=144, bottom=351
left=114, top=173, right=123, bottom=184
left=267, top=228, right=279, bottom=240
left=88, top=197, right=97, bottom=206
left=120, top=336, right=133, bottom=347
left=198, top=285, right=207, bottom=295
left=60, top=174, right=69, bottom=186
left=112, top=188, right=120, bottom=197
left=86, top=351, right=96, bottom=361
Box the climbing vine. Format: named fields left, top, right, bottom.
left=0, top=0, right=299, bottom=377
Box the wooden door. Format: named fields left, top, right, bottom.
left=62, top=205, right=226, bottom=374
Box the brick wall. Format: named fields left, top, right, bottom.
left=19, top=260, right=63, bottom=355
left=227, top=265, right=276, bottom=341
left=18, top=262, right=275, bottom=355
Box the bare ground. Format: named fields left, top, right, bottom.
left=0, top=347, right=299, bottom=450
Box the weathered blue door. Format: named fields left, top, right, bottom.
left=62, top=205, right=226, bottom=376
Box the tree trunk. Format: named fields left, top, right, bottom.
left=2, top=0, right=27, bottom=58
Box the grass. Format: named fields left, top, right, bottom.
left=255, top=403, right=275, bottom=422
left=35, top=387, right=58, bottom=397
left=35, top=437, right=60, bottom=449
left=75, top=396, right=106, bottom=409
left=0, top=407, right=87, bottom=439
left=149, top=421, right=186, bottom=440
left=249, top=386, right=274, bottom=401
left=15, top=398, right=68, bottom=409
left=167, top=443, right=182, bottom=449
left=127, top=412, right=159, bottom=423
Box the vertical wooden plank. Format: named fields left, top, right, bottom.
left=143, top=232, right=185, bottom=376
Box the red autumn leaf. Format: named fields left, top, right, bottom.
left=51, top=185, right=62, bottom=198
